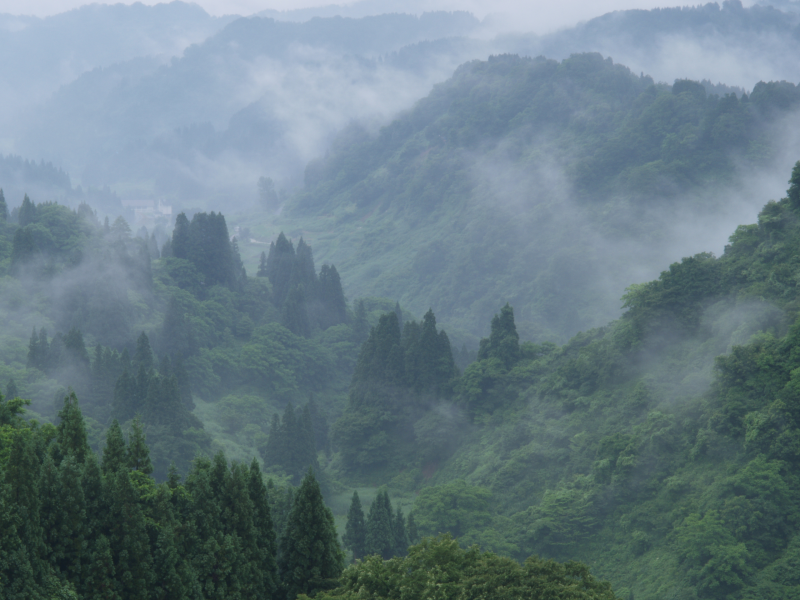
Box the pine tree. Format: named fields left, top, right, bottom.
left=393, top=505, right=409, bottom=557
left=172, top=213, right=191, bottom=260
left=365, top=490, right=395, bottom=560
left=278, top=469, right=344, bottom=599
left=56, top=391, right=91, bottom=464
left=0, top=187, right=7, bottom=221
left=257, top=251, right=268, bottom=277
left=352, top=299, right=369, bottom=343
left=266, top=232, right=296, bottom=306
left=152, top=524, right=188, bottom=600
left=81, top=453, right=106, bottom=552
left=342, top=491, right=366, bottom=562
left=102, top=420, right=127, bottom=475
left=6, top=378, right=18, bottom=400
left=127, top=417, right=153, bottom=475
left=27, top=327, right=40, bottom=369
left=282, top=284, right=311, bottom=337
left=407, top=511, right=419, bottom=545
left=18, top=193, right=36, bottom=226
left=83, top=533, right=120, bottom=600
left=132, top=331, right=154, bottom=372
left=106, top=468, right=154, bottom=600
left=55, top=455, right=88, bottom=583
left=789, top=159, right=800, bottom=208
left=248, top=459, right=279, bottom=597
left=477, top=303, right=520, bottom=370
left=317, top=265, right=347, bottom=328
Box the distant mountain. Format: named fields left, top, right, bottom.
left=0, top=1, right=235, bottom=132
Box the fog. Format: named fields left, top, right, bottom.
left=2, top=0, right=800, bottom=342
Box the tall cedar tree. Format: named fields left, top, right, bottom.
left=18, top=193, right=36, bottom=226
left=477, top=303, right=520, bottom=370
left=127, top=417, right=153, bottom=475
left=266, top=232, right=296, bottom=306
left=278, top=469, right=344, bottom=599
left=55, top=392, right=91, bottom=464
left=0, top=187, right=7, bottom=220
left=365, top=490, right=395, bottom=559
left=342, top=491, right=366, bottom=561
left=248, top=458, right=280, bottom=597
left=102, top=419, right=127, bottom=474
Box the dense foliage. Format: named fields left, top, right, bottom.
left=274, top=52, right=800, bottom=344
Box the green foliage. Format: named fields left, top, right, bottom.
left=278, top=469, right=344, bottom=599
left=318, top=535, right=618, bottom=600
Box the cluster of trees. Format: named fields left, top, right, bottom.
left=258, top=232, right=348, bottom=336
left=162, top=211, right=246, bottom=292
left=333, top=308, right=457, bottom=472
left=261, top=400, right=329, bottom=484
left=342, top=489, right=417, bottom=561
left=0, top=392, right=344, bottom=600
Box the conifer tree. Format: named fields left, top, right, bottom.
left=106, top=468, right=154, bottom=600
left=0, top=187, right=7, bottom=221
left=6, top=377, right=18, bottom=400
left=365, top=490, right=395, bottom=560
left=172, top=213, right=191, bottom=260
left=83, top=534, right=119, bottom=600
left=278, top=469, right=344, bottom=599
left=56, top=392, right=91, bottom=464
left=477, top=303, right=520, bottom=369
left=127, top=417, right=153, bottom=475
left=18, top=193, right=36, bottom=226
left=102, top=419, right=127, bottom=474
left=393, top=505, right=409, bottom=557
left=789, top=159, right=800, bottom=208
left=352, top=299, right=369, bottom=343
left=152, top=524, right=188, bottom=600
left=81, top=453, right=105, bottom=550
left=407, top=511, right=419, bottom=545
left=342, top=491, right=366, bottom=561
left=282, top=284, right=311, bottom=337
left=54, top=455, right=88, bottom=583
left=133, top=331, right=154, bottom=372
left=248, top=458, right=279, bottom=597
left=318, top=264, right=347, bottom=328
left=266, top=232, right=296, bottom=306
left=257, top=251, right=268, bottom=277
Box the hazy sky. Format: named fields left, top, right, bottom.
left=0, top=0, right=753, bottom=32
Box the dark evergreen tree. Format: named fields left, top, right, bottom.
left=0, top=187, right=7, bottom=221
left=127, top=417, right=153, bottom=475
left=257, top=251, right=268, bottom=277
left=477, top=303, right=520, bottom=370
left=393, top=505, right=409, bottom=557
left=282, top=284, right=311, bottom=337
left=18, top=193, right=36, bottom=226
left=262, top=403, right=319, bottom=484
left=317, top=264, right=348, bottom=328
left=56, top=392, right=91, bottom=464
left=789, top=159, right=800, bottom=208
left=342, top=491, right=366, bottom=562
left=407, top=511, right=419, bottom=545
left=132, top=331, right=154, bottom=372
left=352, top=299, right=369, bottom=343
left=151, top=524, right=188, bottom=600
left=6, top=378, right=18, bottom=400
left=278, top=469, right=344, bottom=599
left=394, top=302, right=404, bottom=328
left=102, top=420, right=127, bottom=475
left=171, top=212, right=191, bottom=260
left=266, top=232, right=296, bottom=306
left=305, top=396, right=330, bottom=456
left=365, top=490, right=395, bottom=560
left=247, top=458, right=279, bottom=598
left=105, top=468, right=154, bottom=600
left=83, top=533, right=120, bottom=600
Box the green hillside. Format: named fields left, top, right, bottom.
left=262, top=52, right=800, bottom=345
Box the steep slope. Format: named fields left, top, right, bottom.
left=409, top=165, right=800, bottom=599
left=270, top=53, right=800, bottom=344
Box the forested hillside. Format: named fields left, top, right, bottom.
left=264, top=52, right=800, bottom=344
